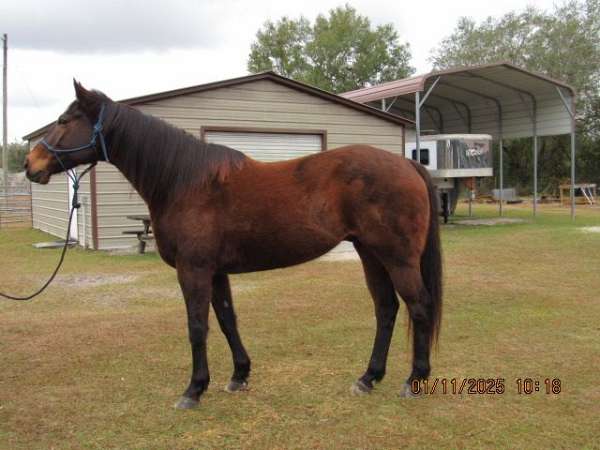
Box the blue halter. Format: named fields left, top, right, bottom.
left=40, top=103, right=109, bottom=209
left=41, top=103, right=110, bottom=163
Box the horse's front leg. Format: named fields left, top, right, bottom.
left=175, top=264, right=213, bottom=409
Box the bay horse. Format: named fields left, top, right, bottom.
left=24, top=81, right=442, bottom=409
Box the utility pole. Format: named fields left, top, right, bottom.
left=2, top=33, right=7, bottom=196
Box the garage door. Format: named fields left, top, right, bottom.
left=204, top=131, right=323, bottom=162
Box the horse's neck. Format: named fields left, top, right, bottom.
left=105, top=114, right=159, bottom=205
left=104, top=105, right=246, bottom=208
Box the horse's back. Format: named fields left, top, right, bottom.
left=246, top=144, right=423, bottom=190
left=238, top=144, right=431, bottom=240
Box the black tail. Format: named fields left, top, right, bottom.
left=410, top=161, right=443, bottom=346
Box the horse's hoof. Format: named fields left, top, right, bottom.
left=225, top=380, right=248, bottom=393
left=350, top=380, right=372, bottom=396
left=400, top=383, right=420, bottom=398
left=174, top=396, right=199, bottom=409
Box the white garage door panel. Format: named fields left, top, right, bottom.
left=204, top=131, right=322, bottom=162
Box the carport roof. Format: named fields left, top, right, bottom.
left=23, top=71, right=414, bottom=140
left=341, top=62, right=576, bottom=139
left=342, top=62, right=574, bottom=103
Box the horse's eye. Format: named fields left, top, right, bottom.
left=57, top=116, right=68, bottom=125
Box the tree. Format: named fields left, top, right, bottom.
left=431, top=1, right=599, bottom=99
left=1, top=141, right=29, bottom=173
left=248, top=5, right=414, bottom=93
left=430, top=0, right=600, bottom=190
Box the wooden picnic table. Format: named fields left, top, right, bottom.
left=124, top=215, right=153, bottom=254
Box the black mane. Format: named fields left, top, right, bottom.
left=104, top=100, right=247, bottom=205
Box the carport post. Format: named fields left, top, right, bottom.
left=414, top=77, right=441, bottom=165
left=499, top=137, right=503, bottom=216
left=556, top=87, right=576, bottom=220
left=498, top=105, right=504, bottom=217
left=571, top=121, right=576, bottom=219
left=533, top=104, right=538, bottom=217
left=415, top=91, right=421, bottom=163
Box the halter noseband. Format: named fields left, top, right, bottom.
left=40, top=103, right=109, bottom=209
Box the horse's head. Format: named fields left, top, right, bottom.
left=25, top=81, right=110, bottom=184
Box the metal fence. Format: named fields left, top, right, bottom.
left=0, top=171, right=32, bottom=228
left=0, top=192, right=31, bottom=228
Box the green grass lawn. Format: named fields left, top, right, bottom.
left=1, top=203, right=599, bottom=449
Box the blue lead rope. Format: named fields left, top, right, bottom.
left=0, top=163, right=96, bottom=301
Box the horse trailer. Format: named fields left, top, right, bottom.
left=404, top=134, right=493, bottom=220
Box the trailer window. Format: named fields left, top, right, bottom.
left=411, top=148, right=430, bottom=165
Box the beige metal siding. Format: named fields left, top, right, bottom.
left=138, top=80, right=405, bottom=153
left=94, top=163, right=147, bottom=249
left=92, top=78, right=404, bottom=250
left=31, top=177, right=68, bottom=238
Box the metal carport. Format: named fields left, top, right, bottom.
left=341, top=62, right=578, bottom=218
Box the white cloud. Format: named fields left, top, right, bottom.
left=2, top=0, right=560, bottom=142
left=0, top=0, right=235, bottom=52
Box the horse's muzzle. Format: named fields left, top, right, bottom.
left=26, top=169, right=50, bottom=185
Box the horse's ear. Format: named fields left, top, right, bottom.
left=73, top=79, right=101, bottom=116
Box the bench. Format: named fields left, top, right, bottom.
left=122, top=229, right=154, bottom=254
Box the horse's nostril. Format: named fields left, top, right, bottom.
left=23, top=160, right=29, bottom=170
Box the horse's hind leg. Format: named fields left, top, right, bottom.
left=351, top=241, right=399, bottom=395
left=385, top=264, right=433, bottom=397
left=211, top=274, right=251, bottom=393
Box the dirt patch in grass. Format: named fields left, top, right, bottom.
left=54, top=273, right=139, bottom=288
left=454, top=217, right=526, bottom=226
left=580, top=226, right=600, bottom=233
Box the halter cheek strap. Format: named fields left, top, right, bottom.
left=41, top=103, right=110, bottom=163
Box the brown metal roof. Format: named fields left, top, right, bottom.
left=23, top=71, right=413, bottom=140
left=341, top=62, right=577, bottom=139
left=341, top=62, right=575, bottom=103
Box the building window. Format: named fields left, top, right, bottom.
left=411, top=148, right=430, bottom=165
